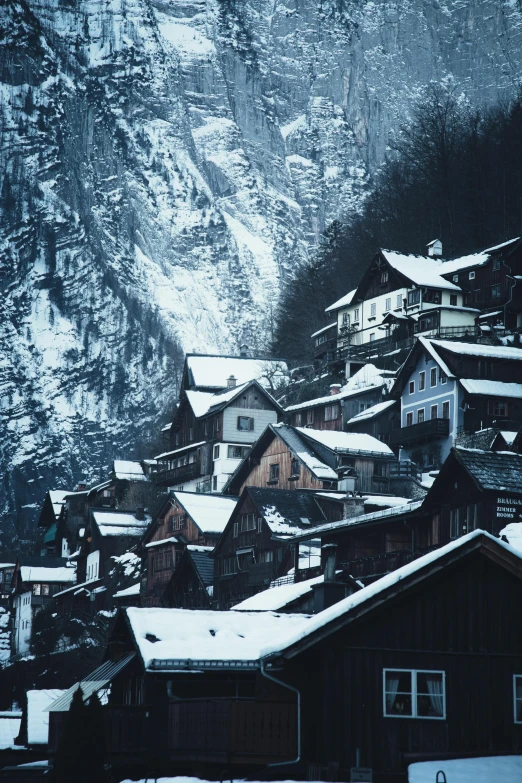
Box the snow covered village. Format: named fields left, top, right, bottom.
left=4, top=1, right=522, bottom=782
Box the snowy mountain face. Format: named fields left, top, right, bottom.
left=1, top=0, right=521, bottom=544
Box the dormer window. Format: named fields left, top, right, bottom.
left=469, top=271, right=476, bottom=280
left=453, top=274, right=458, bottom=283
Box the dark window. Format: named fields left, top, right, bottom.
left=213, top=444, right=220, bottom=460
left=492, top=260, right=501, bottom=271
left=430, top=404, right=438, bottom=420
left=228, top=445, right=249, bottom=459
left=488, top=399, right=508, bottom=417
left=450, top=294, right=457, bottom=306
left=491, top=284, right=502, bottom=298
left=374, top=461, right=386, bottom=477
left=406, top=412, right=413, bottom=427
left=291, top=458, right=300, bottom=476
left=259, top=550, right=274, bottom=563
left=407, top=289, right=421, bottom=306
left=237, top=416, right=254, bottom=431
left=212, top=476, right=218, bottom=491
left=269, top=464, right=280, bottom=481
left=233, top=522, right=239, bottom=538
left=430, top=368, right=437, bottom=387
left=409, top=381, right=415, bottom=395
left=417, top=409, right=425, bottom=424
left=419, top=372, right=425, bottom=391
left=223, top=556, right=237, bottom=575
left=514, top=675, right=522, bottom=724
left=440, top=372, right=447, bottom=384
left=325, top=404, right=339, bottom=421
left=442, top=401, right=450, bottom=419
left=384, top=669, right=445, bottom=719
left=306, top=409, right=314, bottom=424
left=240, top=513, right=256, bottom=532
left=295, top=413, right=302, bottom=426
left=381, top=271, right=389, bottom=283
left=423, top=289, right=441, bottom=304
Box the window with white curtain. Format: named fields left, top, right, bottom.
left=383, top=669, right=445, bottom=719
left=514, top=675, right=522, bottom=723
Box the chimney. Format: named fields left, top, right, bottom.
left=343, top=494, right=365, bottom=519
left=311, top=543, right=349, bottom=613
left=135, top=507, right=146, bottom=521
left=427, top=239, right=442, bottom=258
left=77, top=482, right=87, bottom=491
left=330, top=383, right=342, bottom=396
left=240, top=344, right=248, bottom=358
left=322, top=543, right=338, bottom=582
left=227, top=375, right=237, bottom=389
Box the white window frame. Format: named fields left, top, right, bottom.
left=213, top=444, right=220, bottom=460
left=396, top=294, right=402, bottom=309
left=417, top=408, right=425, bottom=424
left=430, top=404, right=438, bottom=420
left=469, top=271, right=476, bottom=280
left=385, top=298, right=391, bottom=312
left=419, top=371, right=426, bottom=391
left=430, top=367, right=437, bottom=388
left=383, top=668, right=446, bottom=720
left=453, top=274, right=458, bottom=283
left=514, top=675, right=522, bottom=724
left=370, top=303, right=376, bottom=317
left=354, top=308, right=360, bottom=322
left=409, top=380, right=415, bottom=395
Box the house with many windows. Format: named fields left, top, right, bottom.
left=389, top=337, right=522, bottom=468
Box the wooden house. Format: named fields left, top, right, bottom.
left=346, top=398, right=400, bottom=446
left=10, top=558, right=76, bottom=655
left=156, top=379, right=283, bottom=493
left=49, top=531, right=522, bottom=782
left=285, top=363, right=394, bottom=432
left=212, top=487, right=328, bottom=609
left=0, top=563, right=15, bottom=609
left=224, top=423, right=397, bottom=497
left=162, top=546, right=214, bottom=609
left=139, top=491, right=236, bottom=607
left=36, top=491, right=68, bottom=558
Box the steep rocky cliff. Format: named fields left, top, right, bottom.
left=1, top=0, right=521, bottom=546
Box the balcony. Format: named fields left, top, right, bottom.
left=340, top=546, right=439, bottom=583
left=390, top=418, right=449, bottom=448
left=168, top=698, right=297, bottom=764
left=154, top=461, right=202, bottom=487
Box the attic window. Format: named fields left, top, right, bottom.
left=453, top=274, right=458, bottom=283
left=469, top=271, right=476, bottom=280
left=381, top=271, right=389, bottom=283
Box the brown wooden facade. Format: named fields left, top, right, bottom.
left=287, top=385, right=385, bottom=433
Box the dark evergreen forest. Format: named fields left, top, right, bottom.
left=273, top=86, right=522, bottom=365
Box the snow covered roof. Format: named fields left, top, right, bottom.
left=310, top=322, right=337, bottom=339
left=459, top=379, right=522, bottom=398
left=259, top=530, right=519, bottom=659
left=113, top=460, right=147, bottom=482
left=145, top=537, right=179, bottom=548
left=155, top=441, right=206, bottom=461
left=47, top=654, right=136, bottom=712
left=455, top=448, right=522, bottom=493
left=185, top=380, right=281, bottom=419
left=380, top=250, right=461, bottom=290
left=125, top=607, right=311, bottom=670
left=49, top=491, right=67, bottom=519
left=114, top=583, right=141, bottom=599
left=245, top=488, right=326, bottom=536
left=430, top=339, right=522, bottom=361
left=172, top=492, right=237, bottom=534
left=500, top=431, right=518, bottom=446
left=347, top=399, right=397, bottom=424
left=91, top=510, right=150, bottom=538
left=439, top=237, right=520, bottom=275
left=296, top=427, right=394, bottom=456
left=185, top=355, right=288, bottom=390
left=233, top=572, right=327, bottom=611
left=285, top=377, right=385, bottom=413
left=273, top=425, right=338, bottom=480
left=325, top=289, right=356, bottom=313
left=0, top=714, right=21, bottom=749
left=26, top=690, right=65, bottom=745
left=20, top=566, right=76, bottom=584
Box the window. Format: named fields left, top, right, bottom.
left=408, top=289, right=421, bottom=306
left=453, top=274, right=459, bottom=283
left=385, top=298, right=391, bottom=311
left=417, top=409, right=425, bottom=424
left=491, top=284, right=502, bottom=298
left=228, top=445, right=250, bottom=459
left=369, top=333, right=376, bottom=342
left=370, top=303, right=376, bottom=317
left=419, top=372, right=425, bottom=391
left=409, top=381, right=415, bottom=395
left=42, top=584, right=50, bottom=596
left=514, top=676, right=522, bottom=723
left=325, top=404, right=339, bottom=421
left=216, top=417, right=220, bottom=432
left=374, top=461, right=387, bottom=477
left=450, top=504, right=480, bottom=538
left=423, top=290, right=441, bottom=304
left=493, top=260, right=501, bottom=271
left=189, top=427, right=193, bottom=440
left=295, top=412, right=302, bottom=426
left=442, top=401, right=450, bottom=419
left=430, top=404, right=438, bottom=420
left=488, top=399, right=508, bottom=417
left=450, top=294, right=457, bottom=306
left=259, top=550, right=274, bottom=563
left=240, top=513, right=256, bottom=531
left=354, top=308, right=360, bottom=322
left=257, top=517, right=263, bottom=533
left=440, top=372, right=447, bottom=385
left=383, top=669, right=445, bottom=719
left=342, top=312, right=350, bottom=327
left=291, top=458, right=300, bottom=477
left=213, top=444, right=220, bottom=460
left=233, top=522, right=239, bottom=538
left=237, top=416, right=254, bottom=431
left=153, top=550, right=173, bottom=573
left=212, top=476, right=218, bottom=491
left=223, top=556, right=237, bottom=575
left=406, top=412, right=414, bottom=427
left=396, top=294, right=402, bottom=309
left=269, top=464, right=280, bottom=482
left=306, top=409, right=314, bottom=424
left=381, top=271, right=389, bottom=283
left=469, top=270, right=476, bottom=280
left=32, top=584, right=41, bottom=595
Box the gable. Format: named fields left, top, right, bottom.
left=353, top=251, right=407, bottom=302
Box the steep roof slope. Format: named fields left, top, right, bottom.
left=172, top=492, right=238, bottom=534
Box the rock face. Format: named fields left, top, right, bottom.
left=1, top=0, right=521, bottom=544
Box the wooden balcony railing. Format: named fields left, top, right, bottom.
left=169, top=698, right=297, bottom=763
left=340, top=545, right=439, bottom=582
left=389, top=418, right=449, bottom=448
left=154, top=461, right=202, bottom=486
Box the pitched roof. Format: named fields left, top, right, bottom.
left=26, top=690, right=65, bottom=744
left=232, top=571, right=327, bottom=611
left=380, top=250, right=461, bottom=290
left=285, top=363, right=389, bottom=412
left=325, top=289, right=356, bottom=313
left=310, top=322, right=337, bottom=338
left=113, top=460, right=147, bottom=482
left=90, top=510, right=150, bottom=538
left=188, top=548, right=214, bottom=587
left=439, top=237, right=520, bottom=275
left=459, top=379, right=522, bottom=399
left=172, top=491, right=238, bottom=534
left=47, top=654, right=136, bottom=712
left=273, top=425, right=338, bottom=480
left=430, top=339, right=522, bottom=361
left=347, top=399, right=397, bottom=425
left=48, top=491, right=67, bottom=519
left=185, top=379, right=282, bottom=419
left=246, top=487, right=326, bottom=535
left=184, top=354, right=288, bottom=390
left=20, top=565, right=76, bottom=584
left=296, top=427, right=394, bottom=456
left=454, top=448, right=522, bottom=493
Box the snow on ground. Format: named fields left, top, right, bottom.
left=408, top=755, right=522, bottom=782
left=26, top=690, right=65, bottom=745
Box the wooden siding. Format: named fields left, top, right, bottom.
left=238, top=437, right=324, bottom=495
left=294, top=553, right=522, bottom=778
